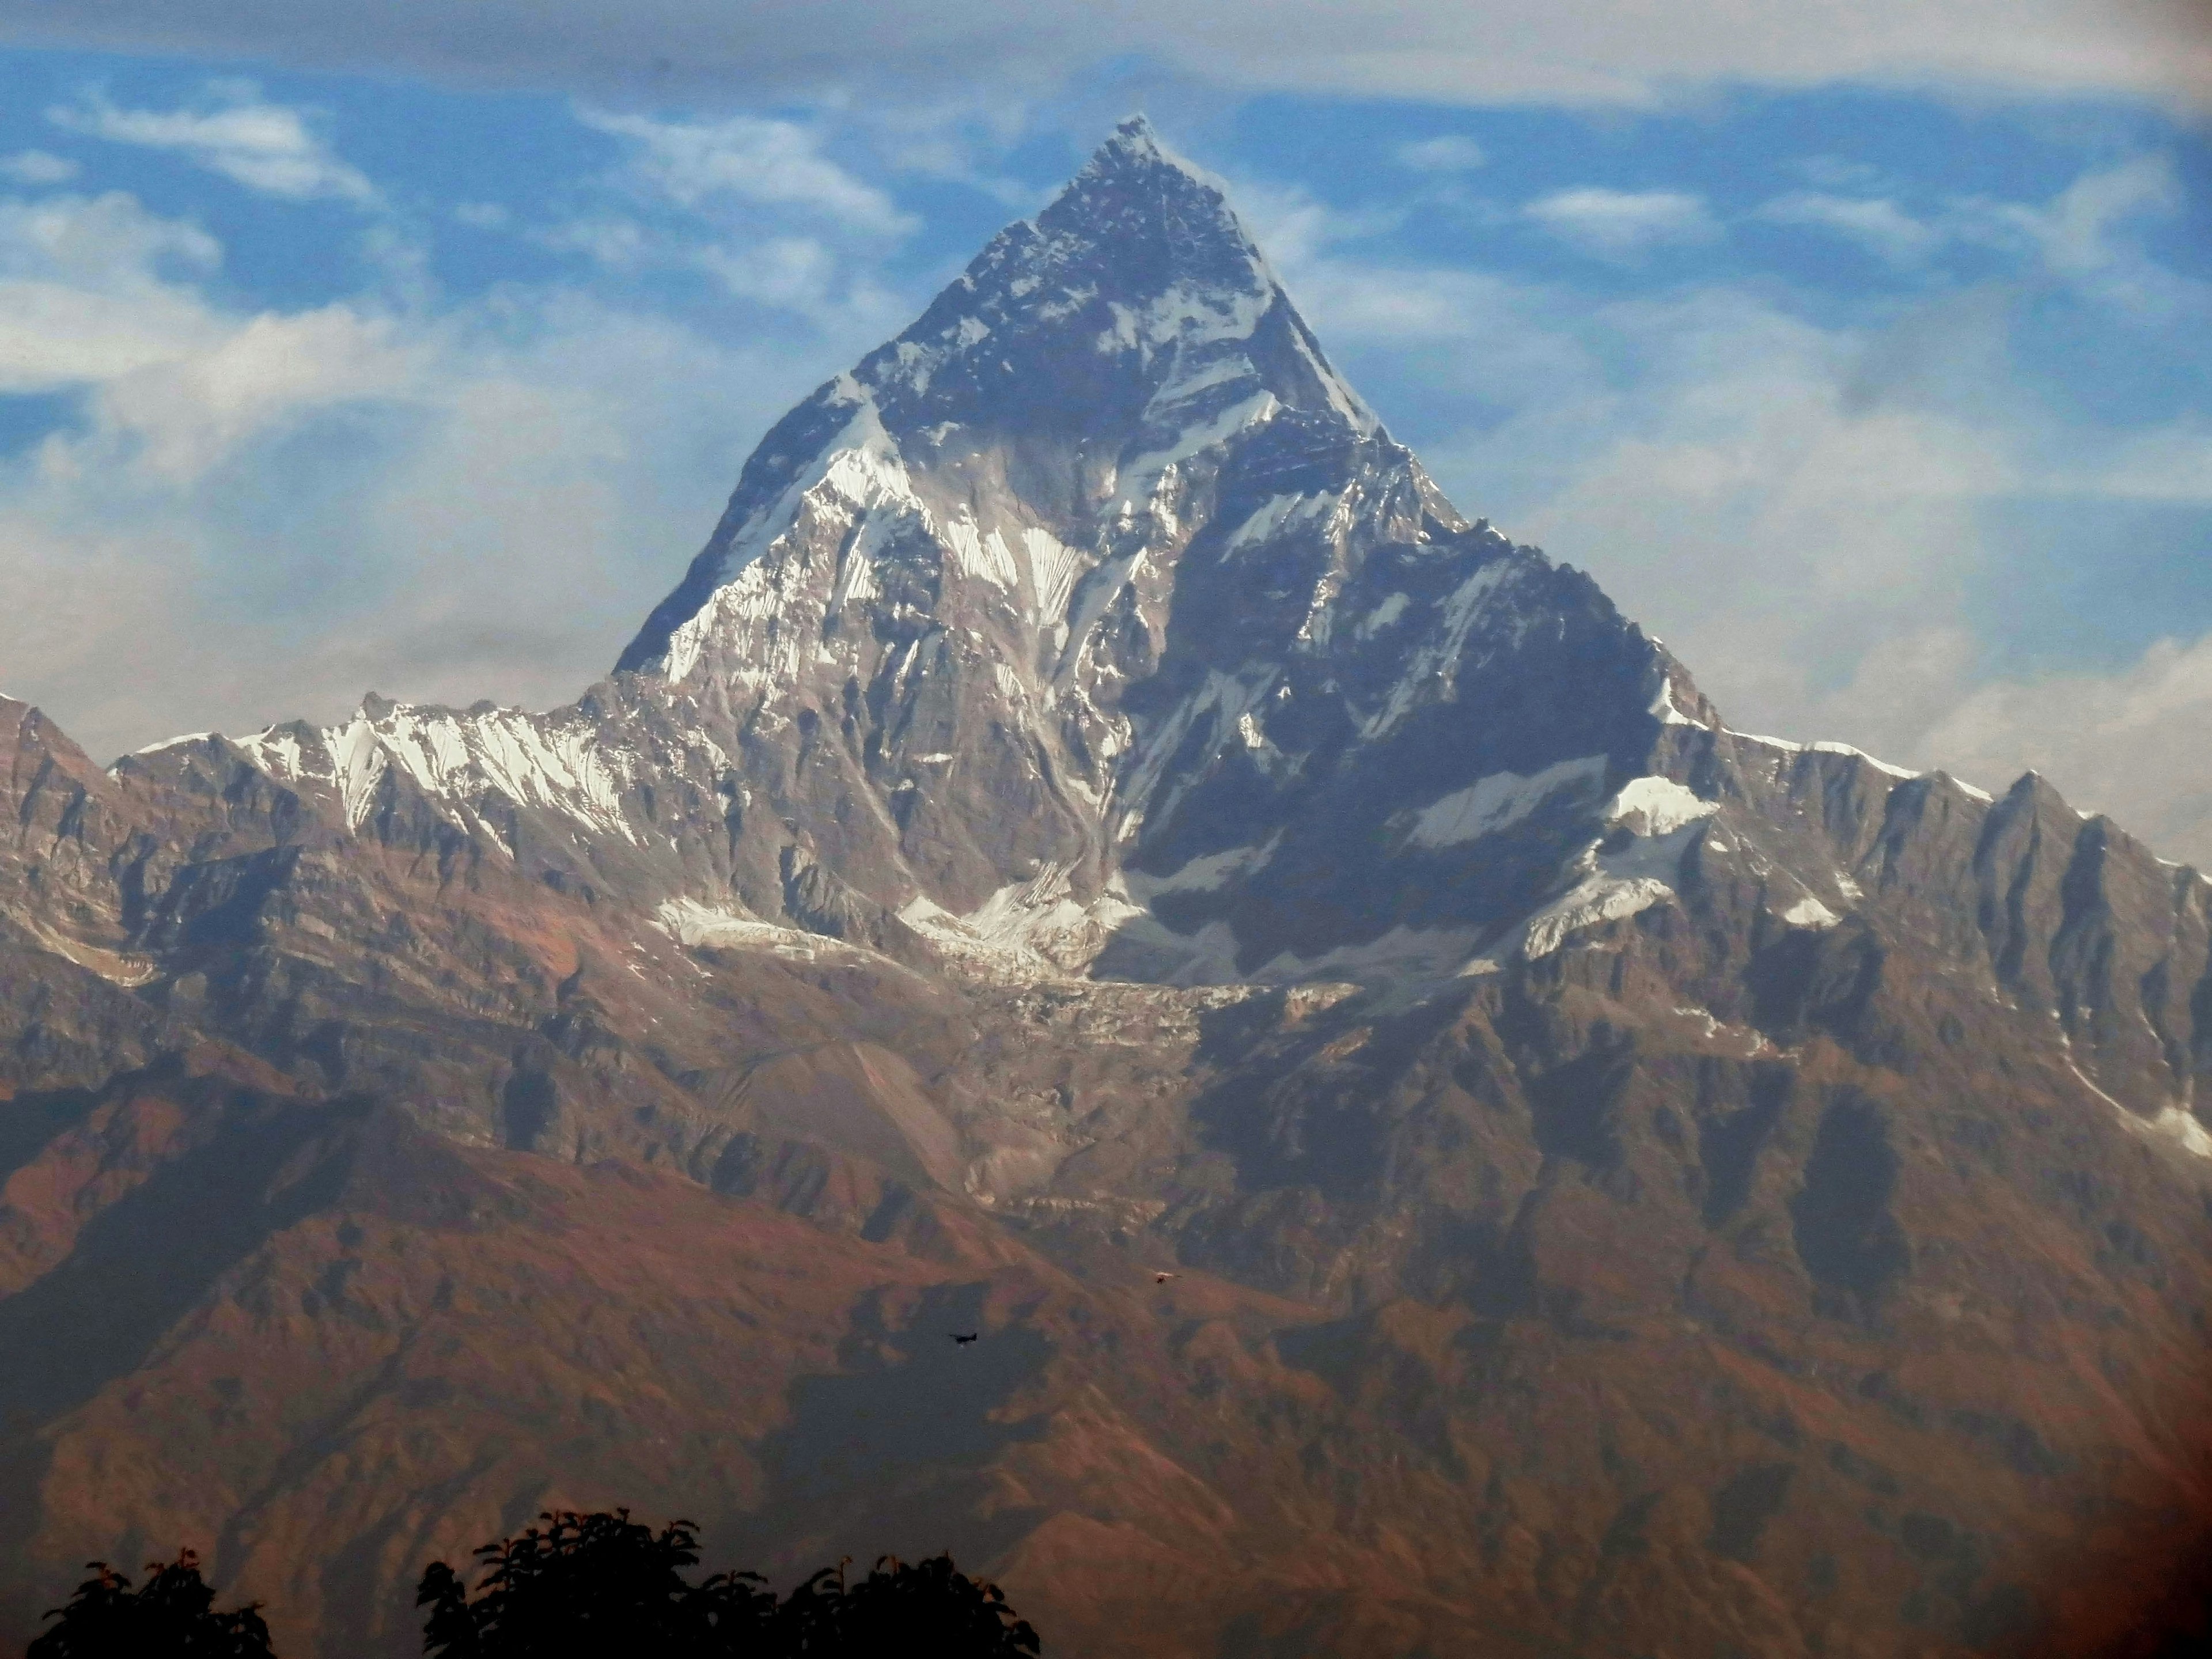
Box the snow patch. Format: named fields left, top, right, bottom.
left=243, top=702, right=643, bottom=843
left=238, top=727, right=304, bottom=781
left=1651, top=677, right=1700, bottom=727
left=1112, top=389, right=1281, bottom=514
left=1498, top=800, right=1713, bottom=960
left=944, top=514, right=1020, bottom=589
left=329, top=714, right=389, bottom=830
left=1362, top=562, right=1511, bottom=738
left=1523, top=876, right=1675, bottom=959
left=1225, top=491, right=1325, bottom=552
left=1808, top=740, right=1915, bottom=781
left=1728, top=728, right=1925, bottom=785
left=1604, top=776, right=1717, bottom=838
left=657, top=898, right=851, bottom=959
left=2068, top=1058, right=2212, bottom=1160
left=2150, top=1104, right=2212, bottom=1158
left=1355, top=592, right=1410, bottom=638
left=660, top=396, right=928, bottom=684
left=1407, top=755, right=1607, bottom=848
left=1022, top=526, right=1088, bottom=622
left=902, top=863, right=1145, bottom=979
left=1123, top=835, right=1279, bottom=900
left=134, top=732, right=214, bottom=754
left=1779, top=895, right=1839, bottom=929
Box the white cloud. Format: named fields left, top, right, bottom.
left=694, top=236, right=836, bottom=305
left=1525, top=187, right=1718, bottom=256
left=1396, top=135, right=1485, bottom=172
left=0, top=190, right=408, bottom=478
left=0, top=179, right=880, bottom=765
left=0, top=150, right=80, bottom=185
left=1760, top=157, right=2203, bottom=308
left=1915, top=634, right=2212, bottom=861
left=1512, top=354, right=2212, bottom=864
left=2012, top=155, right=2177, bottom=273
left=527, top=109, right=920, bottom=329
left=1755, top=192, right=1939, bottom=266
left=48, top=85, right=378, bottom=206
left=97, top=305, right=418, bottom=482
left=2080, top=420, right=2212, bottom=501
left=539, top=214, right=653, bottom=270
left=15, top=0, right=2212, bottom=112
left=0, top=188, right=220, bottom=285
left=581, top=108, right=914, bottom=236
left=536, top=210, right=899, bottom=331
left=0, top=192, right=224, bottom=392
left=1969, top=154, right=2199, bottom=315
left=1259, top=166, right=2212, bottom=863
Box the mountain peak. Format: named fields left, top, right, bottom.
left=1107, top=112, right=1161, bottom=147
left=616, top=120, right=1379, bottom=676
left=829, top=116, right=1368, bottom=442
left=1081, top=113, right=1214, bottom=188
left=1023, top=115, right=1267, bottom=309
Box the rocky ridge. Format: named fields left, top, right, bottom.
left=0, top=119, right=2209, bottom=1659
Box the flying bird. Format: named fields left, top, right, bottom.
left=950, top=1331, right=979, bottom=1346
left=1154, top=1272, right=1179, bottom=1283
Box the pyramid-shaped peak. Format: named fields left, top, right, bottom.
left=1108, top=113, right=1162, bottom=149
left=1085, top=115, right=1211, bottom=182
left=806, top=116, right=1376, bottom=447
left=616, top=118, right=1380, bottom=673
left=1032, top=118, right=1262, bottom=288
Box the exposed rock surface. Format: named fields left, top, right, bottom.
left=1, top=121, right=2209, bottom=1659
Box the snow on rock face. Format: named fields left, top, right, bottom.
left=241, top=700, right=645, bottom=843
left=1507, top=803, right=1713, bottom=961
left=1407, top=756, right=1607, bottom=848
left=1604, top=777, right=1717, bottom=838
left=2150, top=1105, right=2212, bottom=1158
left=1122, top=836, right=1279, bottom=899
left=1779, top=895, right=1840, bottom=929
left=1521, top=875, right=1675, bottom=960
left=618, top=116, right=1377, bottom=684
left=901, top=864, right=1147, bottom=979
left=656, top=897, right=857, bottom=960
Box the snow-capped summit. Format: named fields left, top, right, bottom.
left=588, top=119, right=1614, bottom=976
left=853, top=112, right=1376, bottom=443
left=616, top=116, right=1373, bottom=681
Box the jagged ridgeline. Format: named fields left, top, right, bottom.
left=1, top=118, right=2209, bottom=1659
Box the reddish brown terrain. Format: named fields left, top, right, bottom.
left=2, top=123, right=2211, bottom=1658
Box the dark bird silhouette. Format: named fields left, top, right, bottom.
left=950, top=1332, right=979, bottom=1346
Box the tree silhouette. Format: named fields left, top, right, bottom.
left=417, top=1509, right=774, bottom=1658
left=28, top=1550, right=275, bottom=1658
left=417, top=1512, right=1040, bottom=1656
left=781, top=1554, right=1041, bottom=1656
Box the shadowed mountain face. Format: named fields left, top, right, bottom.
left=1, top=119, right=2210, bottom=1659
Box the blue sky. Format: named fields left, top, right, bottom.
left=0, top=9, right=2209, bottom=857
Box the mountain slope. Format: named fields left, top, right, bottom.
left=0, top=120, right=2209, bottom=1659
